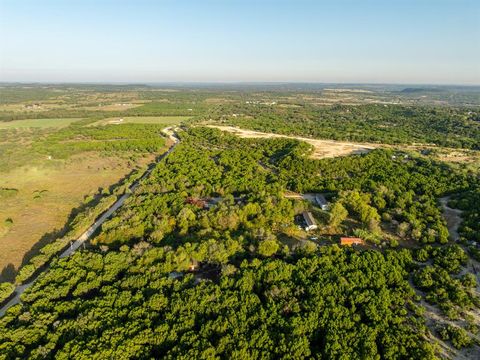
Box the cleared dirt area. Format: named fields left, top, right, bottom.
left=0, top=153, right=154, bottom=279
left=207, top=125, right=377, bottom=158
left=89, top=116, right=189, bottom=126
left=89, top=103, right=143, bottom=111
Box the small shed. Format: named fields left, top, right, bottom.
left=188, top=259, right=200, bottom=271
left=315, top=194, right=329, bottom=211
left=302, top=211, right=318, bottom=231
left=340, top=237, right=364, bottom=246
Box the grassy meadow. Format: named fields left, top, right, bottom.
left=0, top=118, right=83, bottom=129
left=0, top=154, right=154, bottom=279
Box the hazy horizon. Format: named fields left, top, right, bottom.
left=1, top=81, right=480, bottom=88
left=1, top=0, right=479, bottom=85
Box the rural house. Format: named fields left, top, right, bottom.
left=315, top=194, right=329, bottom=211
left=186, top=197, right=208, bottom=209
left=302, top=211, right=318, bottom=231
left=340, top=237, right=364, bottom=246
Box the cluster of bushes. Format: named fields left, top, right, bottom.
left=413, top=245, right=478, bottom=319
left=437, top=324, right=475, bottom=349
left=0, top=188, right=18, bottom=199
left=0, top=283, right=15, bottom=304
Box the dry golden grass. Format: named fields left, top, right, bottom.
left=0, top=153, right=154, bottom=275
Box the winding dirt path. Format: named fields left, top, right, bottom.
left=439, top=196, right=463, bottom=242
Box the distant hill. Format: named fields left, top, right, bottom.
left=400, top=87, right=444, bottom=93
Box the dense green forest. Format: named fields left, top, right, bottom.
left=450, top=189, right=480, bottom=244
left=0, top=246, right=436, bottom=359
left=206, top=104, right=480, bottom=149
left=1, top=127, right=478, bottom=358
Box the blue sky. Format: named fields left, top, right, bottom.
left=0, top=0, right=479, bottom=84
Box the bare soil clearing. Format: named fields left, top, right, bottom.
left=207, top=125, right=377, bottom=159
left=90, top=116, right=189, bottom=126
left=87, top=103, right=143, bottom=111
left=439, top=196, right=463, bottom=242
left=421, top=298, right=480, bottom=360
left=207, top=126, right=480, bottom=166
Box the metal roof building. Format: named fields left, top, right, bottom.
left=315, top=194, right=329, bottom=211
left=302, top=211, right=318, bottom=231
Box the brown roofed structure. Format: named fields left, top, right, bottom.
left=340, top=237, right=364, bottom=246
left=186, top=197, right=208, bottom=209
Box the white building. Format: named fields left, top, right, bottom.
left=315, top=194, right=329, bottom=211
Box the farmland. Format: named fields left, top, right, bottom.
left=0, top=118, right=83, bottom=129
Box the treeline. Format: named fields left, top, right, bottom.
left=206, top=104, right=480, bottom=149
left=124, top=102, right=208, bottom=117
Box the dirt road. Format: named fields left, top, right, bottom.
left=439, top=196, right=464, bottom=242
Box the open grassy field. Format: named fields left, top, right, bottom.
left=0, top=110, right=174, bottom=280
left=0, top=118, right=83, bottom=129
left=90, top=116, right=189, bottom=126
left=0, top=153, right=155, bottom=280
